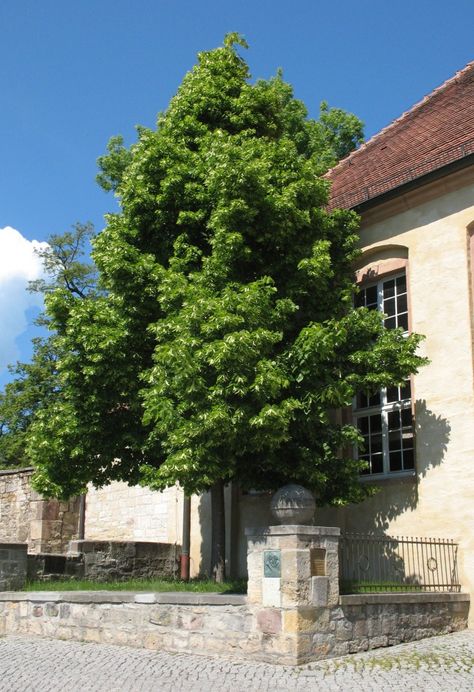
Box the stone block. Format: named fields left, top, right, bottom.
left=311, top=576, right=329, bottom=606
left=257, top=608, right=282, bottom=634
left=262, top=577, right=281, bottom=607
left=44, top=602, right=59, bottom=617
left=280, top=578, right=310, bottom=607
left=335, top=618, right=353, bottom=641
left=283, top=608, right=317, bottom=634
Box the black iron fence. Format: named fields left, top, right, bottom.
left=339, top=533, right=460, bottom=594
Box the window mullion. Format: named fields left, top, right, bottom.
left=381, top=407, right=389, bottom=475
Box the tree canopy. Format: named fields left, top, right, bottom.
left=17, top=36, right=424, bottom=505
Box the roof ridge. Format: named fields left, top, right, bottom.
left=329, top=59, right=474, bottom=177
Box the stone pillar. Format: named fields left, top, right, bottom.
left=28, top=491, right=81, bottom=554
left=0, top=543, right=27, bottom=590
left=246, top=525, right=340, bottom=664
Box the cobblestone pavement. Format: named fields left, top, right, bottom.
left=1, top=631, right=474, bottom=691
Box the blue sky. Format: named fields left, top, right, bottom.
left=1, top=0, right=474, bottom=386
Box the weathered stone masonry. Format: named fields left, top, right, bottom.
left=0, top=525, right=469, bottom=665
left=0, top=468, right=80, bottom=554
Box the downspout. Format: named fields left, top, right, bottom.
left=180, top=495, right=191, bottom=581
left=78, top=493, right=86, bottom=541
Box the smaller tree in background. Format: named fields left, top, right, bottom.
left=0, top=223, right=97, bottom=469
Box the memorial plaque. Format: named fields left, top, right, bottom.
left=263, top=549, right=281, bottom=578
left=310, top=548, right=326, bottom=576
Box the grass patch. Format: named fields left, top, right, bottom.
left=23, top=577, right=247, bottom=594
left=340, top=580, right=423, bottom=594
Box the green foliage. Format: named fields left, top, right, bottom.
left=24, top=36, right=425, bottom=504
left=96, top=135, right=134, bottom=193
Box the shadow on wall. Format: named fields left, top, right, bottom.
left=192, top=401, right=451, bottom=579
left=341, top=399, right=450, bottom=535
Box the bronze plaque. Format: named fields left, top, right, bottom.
left=310, top=548, right=326, bottom=576
left=263, top=550, right=281, bottom=578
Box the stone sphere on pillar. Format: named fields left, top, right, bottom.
left=270, top=484, right=316, bottom=525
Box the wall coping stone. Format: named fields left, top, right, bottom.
left=341, top=592, right=470, bottom=605
left=245, top=525, right=341, bottom=537
left=0, top=467, right=33, bottom=477
left=0, top=590, right=247, bottom=606
left=69, top=540, right=175, bottom=549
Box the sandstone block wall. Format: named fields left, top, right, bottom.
left=0, top=468, right=80, bottom=554
left=84, top=482, right=181, bottom=544
left=0, top=590, right=468, bottom=665
left=0, top=469, right=33, bottom=544
left=68, top=540, right=180, bottom=581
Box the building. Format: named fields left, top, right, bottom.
left=321, top=59, right=474, bottom=618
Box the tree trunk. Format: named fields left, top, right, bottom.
left=210, top=480, right=226, bottom=582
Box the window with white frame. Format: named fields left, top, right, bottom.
left=353, top=273, right=415, bottom=476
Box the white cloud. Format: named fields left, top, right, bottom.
left=0, top=226, right=49, bottom=372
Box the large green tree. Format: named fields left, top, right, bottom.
left=24, top=36, right=424, bottom=579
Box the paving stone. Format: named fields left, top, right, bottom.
left=1, top=630, right=474, bottom=690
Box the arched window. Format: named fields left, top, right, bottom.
left=353, top=247, right=415, bottom=477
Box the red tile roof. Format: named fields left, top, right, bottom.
left=328, top=61, right=474, bottom=211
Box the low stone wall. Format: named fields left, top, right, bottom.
left=0, top=544, right=27, bottom=590
left=0, top=592, right=258, bottom=657
left=318, top=592, right=469, bottom=658
left=0, top=590, right=468, bottom=664
left=67, top=541, right=180, bottom=581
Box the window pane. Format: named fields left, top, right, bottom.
left=371, top=434, right=383, bottom=454
left=397, top=294, right=407, bottom=313
left=401, top=408, right=412, bottom=427
left=368, top=391, right=381, bottom=407
left=384, top=297, right=396, bottom=316
left=357, top=392, right=380, bottom=409
left=388, top=430, right=401, bottom=450
left=398, top=313, right=409, bottom=331
left=389, top=451, right=402, bottom=471
left=396, top=275, right=407, bottom=293
left=383, top=279, right=395, bottom=298
left=371, top=454, right=384, bottom=474
left=385, top=316, right=396, bottom=329
left=388, top=410, right=400, bottom=430
left=370, top=414, right=382, bottom=433
left=365, top=285, right=378, bottom=306
left=355, top=291, right=365, bottom=308
left=358, top=417, right=369, bottom=434
left=400, top=380, right=411, bottom=400
left=386, top=385, right=399, bottom=403
left=403, top=448, right=415, bottom=469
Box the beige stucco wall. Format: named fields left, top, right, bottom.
left=84, top=482, right=183, bottom=546
left=335, top=173, right=474, bottom=624
left=232, top=170, right=474, bottom=620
